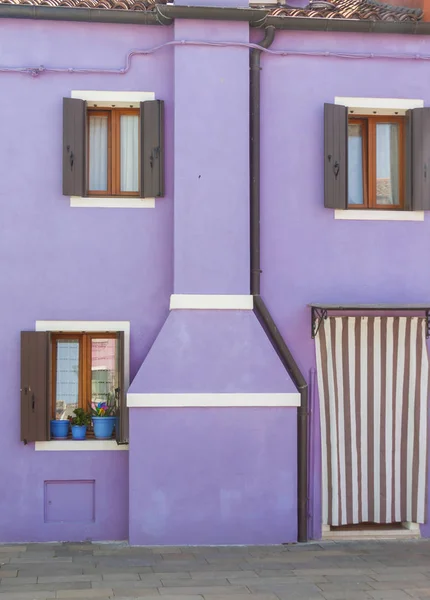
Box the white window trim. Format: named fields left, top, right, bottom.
left=35, top=320, right=130, bottom=452
left=335, top=96, right=424, bottom=116
left=334, top=96, right=424, bottom=221
left=70, top=90, right=156, bottom=209
left=335, top=209, right=424, bottom=222
left=35, top=440, right=128, bottom=452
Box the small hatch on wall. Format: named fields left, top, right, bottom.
left=44, top=480, right=95, bottom=523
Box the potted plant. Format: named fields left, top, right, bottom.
left=50, top=419, right=69, bottom=439
left=69, top=408, right=91, bottom=441
left=90, top=402, right=117, bottom=440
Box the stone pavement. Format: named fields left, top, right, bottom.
left=2, top=540, right=430, bottom=600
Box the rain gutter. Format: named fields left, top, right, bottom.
left=250, top=25, right=309, bottom=543
left=1, top=3, right=429, bottom=35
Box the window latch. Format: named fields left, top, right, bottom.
left=333, top=161, right=340, bottom=180
left=66, top=145, right=74, bottom=170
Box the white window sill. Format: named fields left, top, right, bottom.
left=35, top=440, right=128, bottom=451
left=70, top=197, right=155, bottom=209
left=335, top=210, right=424, bottom=222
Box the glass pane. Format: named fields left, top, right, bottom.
left=55, top=340, right=79, bottom=420
left=376, top=123, right=399, bottom=206
left=120, top=115, right=139, bottom=193
left=91, top=339, right=118, bottom=411
left=89, top=115, right=108, bottom=191
left=348, top=124, right=364, bottom=205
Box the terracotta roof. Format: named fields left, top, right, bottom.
left=271, top=0, right=423, bottom=22
left=0, top=0, right=422, bottom=20
left=0, top=0, right=166, bottom=10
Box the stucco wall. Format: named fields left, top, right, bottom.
left=0, top=18, right=173, bottom=542
left=259, top=30, right=430, bottom=538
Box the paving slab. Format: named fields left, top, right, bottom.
left=2, top=540, right=430, bottom=599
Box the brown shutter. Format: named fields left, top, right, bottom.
left=324, top=103, right=348, bottom=209
left=409, top=107, right=430, bottom=211
left=21, top=332, right=51, bottom=444
left=63, top=98, right=86, bottom=197
left=140, top=100, right=165, bottom=198
left=115, top=331, right=128, bottom=444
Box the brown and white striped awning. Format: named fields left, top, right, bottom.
left=315, top=316, right=429, bottom=526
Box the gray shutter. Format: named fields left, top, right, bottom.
left=324, top=103, right=348, bottom=209
left=141, top=100, right=165, bottom=198
left=63, top=98, right=86, bottom=197
left=409, top=107, right=430, bottom=211
left=21, top=332, right=51, bottom=444
left=115, top=331, right=128, bottom=444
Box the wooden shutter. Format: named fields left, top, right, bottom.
left=115, top=331, right=128, bottom=444
left=63, top=98, right=86, bottom=197
left=140, top=100, right=165, bottom=198
left=407, top=107, right=430, bottom=211
left=21, top=332, right=51, bottom=443
left=324, top=103, right=348, bottom=209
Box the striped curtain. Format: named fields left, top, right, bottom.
left=315, top=316, right=429, bottom=526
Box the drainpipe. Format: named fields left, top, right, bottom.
left=250, top=26, right=309, bottom=543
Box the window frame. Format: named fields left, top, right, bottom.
left=86, top=107, right=140, bottom=198
left=51, top=332, right=118, bottom=421
left=347, top=114, right=405, bottom=211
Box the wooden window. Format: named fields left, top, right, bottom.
left=87, top=108, right=140, bottom=197
left=63, top=98, right=165, bottom=200
left=324, top=104, right=430, bottom=211
left=347, top=115, right=404, bottom=210
left=20, top=331, right=128, bottom=444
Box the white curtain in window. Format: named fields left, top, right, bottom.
left=89, top=116, right=108, bottom=191
left=121, top=115, right=139, bottom=193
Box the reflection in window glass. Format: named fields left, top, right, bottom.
left=55, top=341, right=79, bottom=420
left=376, top=123, right=399, bottom=205
left=91, top=339, right=118, bottom=410
left=348, top=124, right=364, bottom=205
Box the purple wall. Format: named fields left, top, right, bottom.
left=3, top=13, right=430, bottom=545
left=0, top=18, right=173, bottom=542
left=129, top=408, right=297, bottom=545
left=259, top=30, right=430, bottom=537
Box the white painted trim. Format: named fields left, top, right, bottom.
left=335, top=96, right=424, bottom=115
left=70, top=197, right=155, bottom=209
left=71, top=90, right=155, bottom=107
left=35, top=319, right=130, bottom=410
left=335, top=210, right=424, bottom=222
left=169, top=295, right=254, bottom=310
left=35, top=440, right=128, bottom=452
left=127, top=392, right=300, bottom=408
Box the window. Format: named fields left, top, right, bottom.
left=52, top=333, right=120, bottom=427
left=348, top=116, right=404, bottom=210
left=88, top=108, right=140, bottom=197
left=324, top=102, right=430, bottom=212
left=63, top=96, right=165, bottom=201
left=20, top=329, right=128, bottom=445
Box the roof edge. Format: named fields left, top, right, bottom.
left=1, top=2, right=430, bottom=33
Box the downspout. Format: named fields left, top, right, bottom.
left=250, top=26, right=309, bottom=543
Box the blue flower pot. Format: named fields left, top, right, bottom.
left=71, top=425, right=87, bottom=440
left=50, top=419, right=69, bottom=439
left=92, top=416, right=116, bottom=440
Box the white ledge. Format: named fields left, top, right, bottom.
left=127, top=392, right=300, bottom=408
left=170, top=294, right=253, bottom=310
left=70, top=197, right=155, bottom=209
left=335, top=210, right=424, bottom=222
left=35, top=440, right=128, bottom=451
